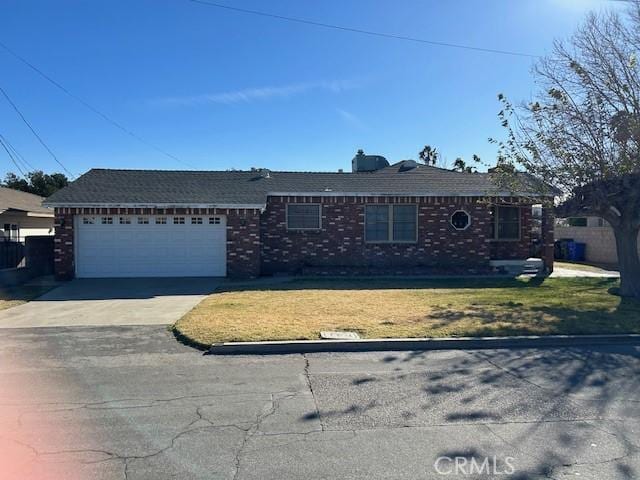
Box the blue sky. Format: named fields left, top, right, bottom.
left=0, top=0, right=626, bottom=178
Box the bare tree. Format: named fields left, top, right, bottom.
left=496, top=3, right=640, bottom=298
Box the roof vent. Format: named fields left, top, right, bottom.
left=251, top=167, right=271, bottom=178
left=352, top=149, right=390, bottom=172
left=399, top=160, right=418, bottom=172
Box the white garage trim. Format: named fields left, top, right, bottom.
left=74, top=214, right=227, bottom=278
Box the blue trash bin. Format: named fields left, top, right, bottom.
left=567, top=240, right=577, bottom=260
left=573, top=242, right=586, bottom=262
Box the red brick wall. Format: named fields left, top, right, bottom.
left=53, top=197, right=543, bottom=280
left=53, top=207, right=261, bottom=280
left=226, top=209, right=261, bottom=278
left=261, top=196, right=498, bottom=275
left=53, top=211, right=75, bottom=280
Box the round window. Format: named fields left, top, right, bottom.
left=451, top=210, right=471, bottom=230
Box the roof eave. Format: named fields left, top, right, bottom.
left=43, top=202, right=267, bottom=210
left=266, top=191, right=555, bottom=198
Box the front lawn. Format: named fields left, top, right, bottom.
left=0, top=284, right=53, bottom=311
left=174, top=277, right=640, bottom=346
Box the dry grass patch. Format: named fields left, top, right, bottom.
left=174, top=277, right=640, bottom=345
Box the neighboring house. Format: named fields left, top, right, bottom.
left=44, top=153, right=555, bottom=279
left=0, top=186, right=54, bottom=240
left=556, top=216, right=638, bottom=265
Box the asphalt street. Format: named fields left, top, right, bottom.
left=0, top=326, right=638, bottom=479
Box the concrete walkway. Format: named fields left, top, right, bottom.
left=0, top=277, right=221, bottom=328
left=550, top=266, right=620, bottom=278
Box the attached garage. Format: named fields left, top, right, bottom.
left=75, top=214, right=227, bottom=278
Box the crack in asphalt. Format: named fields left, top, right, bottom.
left=302, top=353, right=324, bottom=432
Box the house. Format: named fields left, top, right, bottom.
left=556, top=216, right=638, bottom=265
left=44, top=153, right=555, bottom=279
left=0, top=186, right=54, bottom=240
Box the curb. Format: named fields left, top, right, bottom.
left=208, top=334, right=640, bottom=355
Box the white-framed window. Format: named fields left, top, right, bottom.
left=191, top=217, right=203, bottom=225
left=286, top=204, right=321, bottom=230
left=82, top=217, right=95, bottom=225
left=101, top=217, right=113, bottom=225
left=155, top=217, right=167, bottom=224
left=209, top=217, right=221, bottom=224
left=490, top=206, right=520, bottom=240
left=119, top=217, right=131, bottom=225
left=137, top=217, right=149, bottom=224
left=3, top=223, right=19, bottom=240
left=173, top=217, right=185, bottom=225
left=365, top=205, right=417, bottom=243
left=450, top=210, right=471, bottom=231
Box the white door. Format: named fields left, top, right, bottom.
left=75, top=214, right=226, bottom=278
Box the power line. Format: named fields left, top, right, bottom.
left=0, top=133, right=37, bottom=172
left=186, top=0, right=540, bottom=59
left=0, top=135, right=27, bottom=177
left=0, top=84, right=76, bottom=178
left=0, top=41, right=195, bottom=169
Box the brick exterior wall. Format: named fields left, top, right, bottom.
left=226, top=209, right=261, bottom=278
left=54, top=211, right=75, bottom=280
left=261, top=196, right=534, bottom=275
left=53, top=196, right=543, bottom=280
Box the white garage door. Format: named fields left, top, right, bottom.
left=75, top=214, right=226, bottom=278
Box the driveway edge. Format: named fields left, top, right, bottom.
left=208, top=334, right=640, bottom=355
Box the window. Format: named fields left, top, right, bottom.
left=490, top=206, right=520, bottom=240
left=451, top=210, right=471, bottom=230
left=191, top=217, right=203, bottom=225
left=173, top=217, right=185, bottom=224
left=3, top=223, right=19, bottom=240
left=155, top=217, right=167, bottom=224
left=286, top=204, right=321, bottom=230
left=568, top=217, right=588, bottom=227
left=209, top=217, right=221, bottom=225
left=82, top=217, right=94, bottom=225
left=137, top=217, right=149, bottom=224
left=365, top=205, right=417, bottom=242
left=101, top=217, right=113, bottom=225
left=119, top=217, right=131, bottom=225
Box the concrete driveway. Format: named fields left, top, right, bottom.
left=0, top=278, right=221, bottom=328
left=1, top=326, right=638, bottom=479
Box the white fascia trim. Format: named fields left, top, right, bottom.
left=267, top=191, right=554, bottom=198
left=26, top=211, right=55, bottom=218
left=43, top=202, right=266, bottom=210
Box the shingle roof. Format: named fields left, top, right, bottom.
left=45, top=162, right=550, bottom=206
left=0, top=186, right=52, bottom=215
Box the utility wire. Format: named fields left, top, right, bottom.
left=0, top=135, right=27, bottom=177
left=0, top=41, right=195, bottom=169
left=0, top=84, right=76, bottom=178
left=1, top=133, right=37, bottom=172
left=186, top=0, right=540, bottom=59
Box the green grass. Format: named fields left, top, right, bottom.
left=0, top=284, right=54, bottom=311
left=174, top=277, right=640, bottom=345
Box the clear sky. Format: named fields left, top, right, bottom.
left=0, top=0, right=627, bottom=178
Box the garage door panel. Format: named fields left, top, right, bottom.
left=76, top=215, right=227, bottom=278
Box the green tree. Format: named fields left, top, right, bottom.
left=2, top=170, right=69, bottom=197
left=495, top=4, right=640, bottom=298
left=418, top=145, right=439, bottom=165
left=452, top=155, right=480, bottom=173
